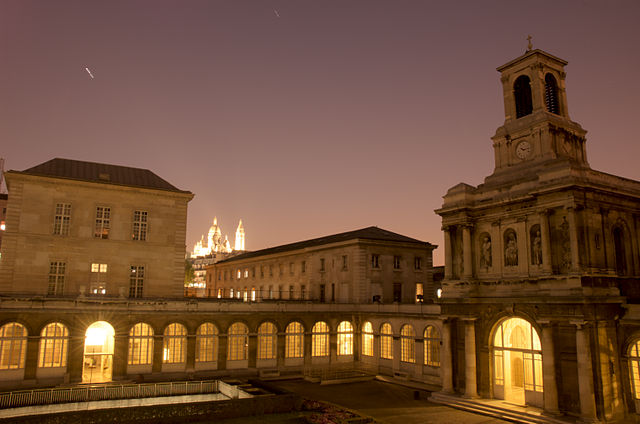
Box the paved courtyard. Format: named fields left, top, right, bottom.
left=267, top=379, right=508, bottom=424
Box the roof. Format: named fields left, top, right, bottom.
left=217, top=226, right=434, bottom=264
left=13, top=158, right=190, bottom=193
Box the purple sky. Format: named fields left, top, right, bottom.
left=2, top=1, right=640, bottom=265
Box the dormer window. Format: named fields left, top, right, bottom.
left=544, top=73, right=559, bottom=114
left=514, top=75, right=533, bottom=118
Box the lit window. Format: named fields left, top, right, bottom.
left=48, top=261, right=65, bottom=296
left=362, top=322, right=373, bottom=356
left=371, top=254, right=380, bottom=269
left=337, top=321, right=353, bottom=356
left=244, top=269, right=249, bottom=278
left=53, top=203, right=71, bottom=236
left=227, top=322, right=248, bottom=361
left=129, top=266, right=144, bottom=298
left=38, top=323, right=68, bottom=368
left=237, top=270, right=242, bottom=279
left=94, top=206, right=110, bottom=239
left=401, top=325, right=415, bottom=363
left=132, top=210, right=148, bottom=241
left=196, top=323, right=218, bottom=363
left=251, top=287, right=256, bottom=301
left=128, top=323, right=154, bottom=365
left=393, top=256, right=401, bottom=269
left=380, top=323, right=393, bottom=360
left=0, top=323, right=27, bottom=370
left=257, top=322, right=277, bottom=360
left=415, top=283, right=424, bottom=303
left=424, top=326, right=441, bottom=367
left=312, top=322, right=329, bottom=357
left=90, top=263, right=108, bottom=295
left=163, top=323, right=187, bottom=364
left=229, top=288, right=234, bottom=298
left=285, top=322, right=304, bottom=358
left=630, top=340, right=640, bottom=399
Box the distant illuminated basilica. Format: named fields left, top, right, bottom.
left=191, top=217, right=245, bottom=258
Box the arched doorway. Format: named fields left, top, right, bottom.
left=82, top=321, right=115, bottom=383
left=492, top=317, right=543, bottom=407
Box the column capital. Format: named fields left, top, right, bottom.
left=539, top=208, right=554, bottom=217
left=570, top=320, right=589, bottom=329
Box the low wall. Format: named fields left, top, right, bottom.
left=1, top=392, right=302, bottom=424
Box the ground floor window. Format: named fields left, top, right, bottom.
left=38, top=323, right=68, bottom=368
left=362, top=322, right=373, bottom=356
left=337, top=321, right=353, bottom=356
left=312, top=322, right=329, bottom=357
left=163, top=323, right=187, bottom=364
left=0, top=323, right=27, bottom=370
left=228, top=322, right=248, bottom=361
left=380, top=323, right=393, bottom=360
left=128, top=323, right=154, bottom=365
left=196, top=323, right=218, bottom=362
left=285, top=322, right=304, bottom=358
left=424, top=325, right=440, bottom=366
left=257, top=322, right=277, bottom=360
left=400, top=325, right=415, bottom=363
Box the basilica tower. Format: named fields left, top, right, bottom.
left=235, top=220, right=245, bottom=251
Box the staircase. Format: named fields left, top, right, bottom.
left=429, top=392, right=576, bottom=424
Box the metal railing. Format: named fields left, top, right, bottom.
left=0, top=380, right=220, bottom=410
left=303, top=362, right=378, bottom=381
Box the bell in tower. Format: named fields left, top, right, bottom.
left=489, top=43, right=588, bottom=177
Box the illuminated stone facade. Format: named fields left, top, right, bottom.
left=207, top=227, right=436, bottom=304
left=0, top=158, right=194, bottom=298
left=435, top=48, right=640, bottom=421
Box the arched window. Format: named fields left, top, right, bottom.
left=424, top=325, right=441, bottom=367
left=629, top=340, right=640, bottom=400
left=285, top=322, right=304, bottom=358
left=196, top=323, right=218, bottom=363
left=128, top=323, right=154, bottom=365
left=228, top=322, right=248, bottom=361
left=257, top=322, right=277, bottom=360
left=362, top=322, right=374, bottom=357
left=544, top=74, right=559, bottom=114
left=163, top=323, right=187, bottom=364
left=400, top=325, right=415, bottom=363
left=337, top=321, right=353, bottom=356
left=38, top=323, right=68, bottom=368
left=514, top=75, right=533, bottom=118
left=0, top=323, right=27, bottom=370
left=380, top=323, right=393, bottom=360
left=312, top=322, right=329, bottom=357
left=614, top=226, right=627, bottom=276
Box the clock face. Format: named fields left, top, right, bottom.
left=515, top=140, right=532, bottom=159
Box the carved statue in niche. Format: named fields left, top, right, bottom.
left=480, top=234, right=492, bottom=269
left=530, top=225, right=542, bottom=265
left=559, top=216, right=571, bottom=272
left=504, top=230, right=518, bottom=266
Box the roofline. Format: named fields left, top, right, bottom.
left=215, top=227, right=434, bottom=264
left=496, top=49, right=568, bottom=72
left=5, top=170, right=194, bottom=197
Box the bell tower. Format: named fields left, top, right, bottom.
left=491, top=45, right=588, bottom=174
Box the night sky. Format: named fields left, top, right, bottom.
left=2, top=1, right=640, bottom=265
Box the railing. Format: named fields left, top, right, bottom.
left=0, top=380, right=220, bottom=410
left=303, top=362, right=378, bottom=381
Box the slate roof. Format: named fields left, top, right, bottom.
left=14, top=158, right=190, bottom=193
left=217, top=226, right=434, bottom=263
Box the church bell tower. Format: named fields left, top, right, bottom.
left=491, top=46, right=588, bottom=174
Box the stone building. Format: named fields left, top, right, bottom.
left=206, top=226, right=436, bottom=304
left=0, top=158, right=194, bottom=298
left=435, top=47, right=640, bottom=422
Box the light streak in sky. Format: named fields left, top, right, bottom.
left=85, top=67, right=94, bottom=79
left=274, top=9, right=280, bottom=18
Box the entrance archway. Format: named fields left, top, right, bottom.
left=82, top=321, right=114, bottom=383
left=492, top=317, right=543, bottom=407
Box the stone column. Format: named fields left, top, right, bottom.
left=303, top=333, right=312, bottom=366
left=574, top=322, right=599, bottom=423
left=392, top=336, right=401, bottom=371
left=217, top=334, right=228, bottom=371
left=463, top=319, right=478, bottom=398
left=462, top=225, right=473, bottom=279
left=444, top=227, right=453, bottom=280
left=567, top=207, right=581, bottom=273
left=440, top=319, right=454, bottom=394
left=540, top=211, right=553, bottom=274
left=247, top=333, right=257, bottom=369
left=540, top=322, right=559, bottom=414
